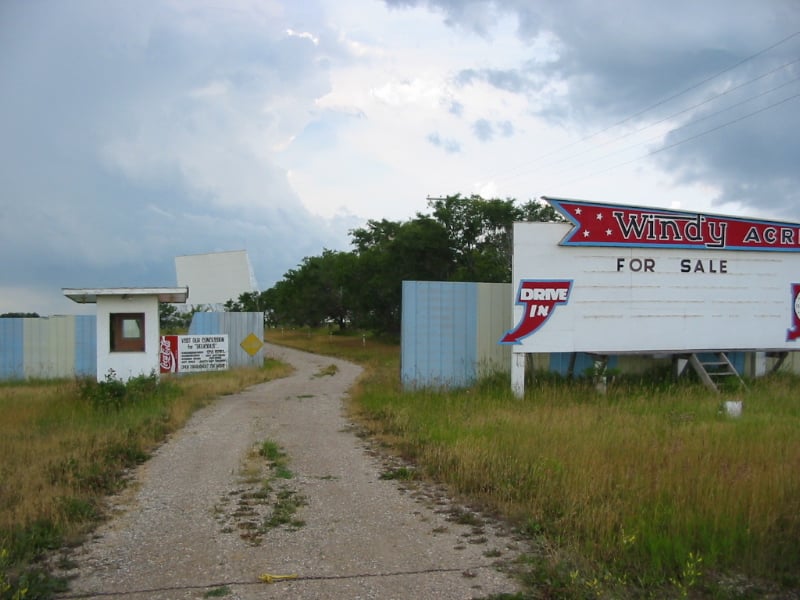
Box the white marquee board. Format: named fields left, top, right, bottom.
left=502, top=198, right=800, bottom=355
left=175, top=250, right=256, bottom=306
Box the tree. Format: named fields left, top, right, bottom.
left=427, top=194, right=562, bottom=282
left=231, top=250, right=359, bottom=329
left=239, top=194, right=563, bottom=334
left=159, top=304, right=196, bottom=333
left=346, top=216, right=455, bottom=332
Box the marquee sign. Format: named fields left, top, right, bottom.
left=546, top=197, right=800, bottom=252
left=501, top=198, right=800, bottom=353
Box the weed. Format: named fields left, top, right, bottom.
left=379, top=466, right=418, bottom=481
left=447, top=508, right=482, bottom=527
left=203, top=586, right=231, bottom=597
left=1, top=547, right=67, bottom=600
left=258, top=440, right=285, bottom=463
left=263, top=490, right=307, bottom=530
left=314, top=364, right=339, bottom=377
left=0, top=359, right=292, bottom=596
left=264, top=328, right=800, bottom=596
left=274, top=465, right=293, bottom=480
left=670, top=551, right=703, bottom=598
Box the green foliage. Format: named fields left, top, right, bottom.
left=258, top=440, right=286, bottom=463
left=1, top=527, right=68, bottom=600
left=379, top=466, right=419, bottom=481
left=239, top=194, right=560, bottom=334
left=427, top=194, right=561, bottom=282
left=2, top=362, right=293, bottom=600
left=77, top=371, right=177, bottom=412
left=353, top=354, right=800, bottom=595
left=158, top=304, right=197, bottom=333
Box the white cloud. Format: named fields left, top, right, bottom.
left=286, top=28, right=320, bottom=45
left=0, top=0, right=797, bottom=316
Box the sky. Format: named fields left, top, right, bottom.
left=1, top=0, right=798, bottom=316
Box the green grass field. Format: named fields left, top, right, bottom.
left=0, top=360, right=292, bottom=597
left=266, top=329, right=800, bottom=598
left=2, top=329, right=798, bottom=599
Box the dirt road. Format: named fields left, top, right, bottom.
left=58, top=343, right=521, bottom=599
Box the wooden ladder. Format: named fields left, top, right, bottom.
left=687, top=352, right=746, bottom=393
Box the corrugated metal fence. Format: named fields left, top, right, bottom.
left=189, top=312, right=265, bottom=368
left=0, top=312, right=264, bottom=380
left=0, top=316, right=96, bottom=380
left=401, top=281, right=511, bottom=389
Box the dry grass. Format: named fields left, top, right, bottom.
left=264, top=330, right=800, bottom=594
left=0, top=359, right=293, bottom=562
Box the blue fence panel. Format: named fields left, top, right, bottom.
left=74, top=315, right=97, bottom=377
left=0, top=319, right=25, bottom=379
left=401, top=281, right=478, bottom=389
left=189, top=312, right=264, bottom=368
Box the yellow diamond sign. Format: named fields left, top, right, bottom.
left=240, top=332, right=264, bottom=357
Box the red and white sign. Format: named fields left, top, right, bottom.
left=503, top=198, right=800, bottom=353
left=546, top=197, right=800, bottom=251
left=159, top=335, right=228, bottom=373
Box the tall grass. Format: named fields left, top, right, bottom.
left=268, top=329, right=800, bottom=595
left=0, top=359, right=292, bottom=592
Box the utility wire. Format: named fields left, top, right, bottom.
left=497, top=57, right=800, bottom=183
left=542, top=74, right=800, bottom=181
left=553, top=91, right=800, bottom=188
left=483, top=30, right=800, bottom=185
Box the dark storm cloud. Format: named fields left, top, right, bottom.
left=0, top=0, right=352, bottom=313
left=385, top=0, right=800, bottom=218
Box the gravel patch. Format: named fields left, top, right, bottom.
left=55, top=343, right=523, bottom=599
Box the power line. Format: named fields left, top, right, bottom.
left=541, top=74, right=800, bottom=182
left=483, top=30, right=800, bottom=185
left=553, top=91, right=800, bottom=188
left=496, top=58, right=800, bottom=184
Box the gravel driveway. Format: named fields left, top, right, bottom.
left=57, top=343, right=522, bottom=599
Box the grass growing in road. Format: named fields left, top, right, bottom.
left=267, top=328, right=800, bottom=598
left=0, top=358, right=292, bottom=596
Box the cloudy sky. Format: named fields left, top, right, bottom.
left=1, top=0, right=798, bottom=315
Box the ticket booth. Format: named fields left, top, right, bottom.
left=63, top=287, right=189, bottom=382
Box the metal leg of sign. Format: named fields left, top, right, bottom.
left=767, top=351, right=788, bottom=374
left=511, top=352, right=526, bottom=398
left=752, top=351, right=767, bottom=377
left=675, top=355, right=690, bottom=377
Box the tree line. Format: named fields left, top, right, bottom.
left=224, top=195, right=563, bottom=334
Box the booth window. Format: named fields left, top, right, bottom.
left=110, top=313, right=145, bottom=352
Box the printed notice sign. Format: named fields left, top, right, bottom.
left=160, top=335, right=229, bottom=373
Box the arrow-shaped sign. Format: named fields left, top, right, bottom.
left=500, top=280, right=572, bottom=345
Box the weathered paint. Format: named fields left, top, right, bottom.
left=74, top=315, right=96, bottom=377
left=0, top=319, right=24, bottom=379
left=476, top=283, right=512, bottom=377
left=0, top=316, right=97, bottom=380
left=401, top=281, right=510, bottom=389
left=189, top=312, right=264, bottom=368
left=24, top=316, right=75, bottom=378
